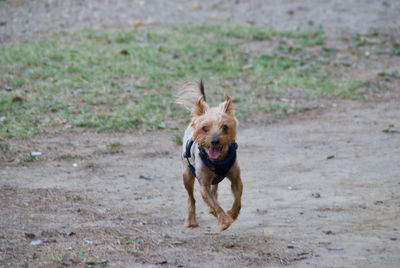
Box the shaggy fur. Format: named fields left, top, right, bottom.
left=176, top=80, right=243, bottom=231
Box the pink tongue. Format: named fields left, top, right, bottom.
left=208, top=147, right=221, bottom=159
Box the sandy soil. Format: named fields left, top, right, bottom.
left=1, top=0, right=400, bottom=43
left=1, top=0, right=400, bottom=267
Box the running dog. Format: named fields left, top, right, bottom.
left=176, top=80, right=243, bottom=231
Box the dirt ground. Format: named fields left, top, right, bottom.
left=1, top=0, right=400, bottom=267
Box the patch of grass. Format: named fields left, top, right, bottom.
left=108, top=141, right=121, bottom=148
left=172, top=134, right=183, bottom=146
left=54, top=154, right=87, bottom=161
left=52, top=257, right=62, bottom=263
left=0, top=24, right=369, bottom=138
left=21, top=154, right=38, bottom=163
left=85, top=259, right=109, bottom=266
left=0, top=143, right=10, bottom=153
left=280, top=25, right=325, bottom=46
left=382, top=124, right=398, bottom=134
left=119, top=237, right=134, bottom=245
left=66, top=194, right=83, bottom=201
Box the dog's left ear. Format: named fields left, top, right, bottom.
left=221, top=94, right=234, bottom=116
left=192, top=95, right=208, bottom=116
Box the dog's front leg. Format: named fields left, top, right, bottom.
left=199, top=183, right=233, bottom=231
left=227, top=164, right=243, bottom=220
left=183, top=167, right=199, bottom=228
left=208, top=184, right=218, bottom=217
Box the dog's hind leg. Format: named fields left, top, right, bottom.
left=227, top=164, right=243, bottom=220
left=183, top=167, right=199, bottom=228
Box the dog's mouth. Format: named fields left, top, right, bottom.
left=207, top=146, right=222, bottom=160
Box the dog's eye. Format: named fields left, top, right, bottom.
left=202, top=126, right=208, bottom=133
left=222, top=124, right=228, bottom=132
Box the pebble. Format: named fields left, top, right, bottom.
left=30, top=240, right=42, bottom=246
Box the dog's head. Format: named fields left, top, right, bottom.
left=190, top=94, right=237, bottom=160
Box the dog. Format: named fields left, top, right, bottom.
left=176, top=80, right=243, bottom=231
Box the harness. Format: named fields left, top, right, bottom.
left=184, top=138, right=237, bottom=185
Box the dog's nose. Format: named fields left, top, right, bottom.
left=211, top=136, right=220, bottom=146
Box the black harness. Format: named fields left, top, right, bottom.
left=184, top=138, right=237, bottom=185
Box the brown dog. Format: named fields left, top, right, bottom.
left=176, top=80, right=243, bottom=231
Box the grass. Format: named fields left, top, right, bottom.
left=85, top=260, right=109, bottom=266
left=21, top=154, right=38, bottom=163
left=0, top=24, right=389, bottom=138
left=172, top=134, right=183, bottom=145
left=108, top=141, right=121, bottom=148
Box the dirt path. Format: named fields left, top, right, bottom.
left=1, top=99, right=399, bottom=267
left=1, top=0, right=400, bottom=267
left=2, top=0, right=400, bottom=43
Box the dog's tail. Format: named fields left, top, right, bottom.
left=176, top=79, right=207, bottom=111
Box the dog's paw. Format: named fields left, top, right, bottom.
left=218, top=215, right=233, bottom=231
left=184, top=218, right=199, bottom=228
left=208, top=208, right=217, bottom=218
left=227, top=209, right=240, bottom=220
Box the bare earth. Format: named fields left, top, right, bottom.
left=1, top=0, right=400, bottom=267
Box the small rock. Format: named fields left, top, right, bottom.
left=139, top=175, right=152, bottom=180
left=73, top=163, right=78, bottom=167
left=223, top=243, right=237, bottom=249
left=84, top=239, right=92, bottom=244
left=30, top=239, right=42, bottom=246
left=327, top=155, right=335, bottom=160
left=31, top=152, right=42, bottom=156
left=120, top=49, right=129, bottom=55
left=241, top=64, right=253, bottom=71
left=153, top=260, right=168, bottom=265
left=25, top=233, right=36, bottom=239
left=312, top=192, right=321, bottom=198
left=5, top=85, right=13, bottom=91
left=43, top=238, right=57, bottom=243
left=172, top=240, right=186, bottom=245
left=60, top=230, right=76, bottom=237
left=62, top=254, right=80, bottom=266
left=255, top=209, right=268, bottom=215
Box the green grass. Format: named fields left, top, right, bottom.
left=108, top=141, right=121, bottom=148
left=85, top=260, right=109, bottom=266
left=21, top=154, right=38, bottom=163
left=0, top=24, right=379, bottom=138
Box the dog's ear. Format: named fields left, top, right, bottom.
left=192, top=95, right=208, bottom=116
left=221, top=93, right=234, bottom=116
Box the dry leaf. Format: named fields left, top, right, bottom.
left=129, top=20, right=143, bottom=27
